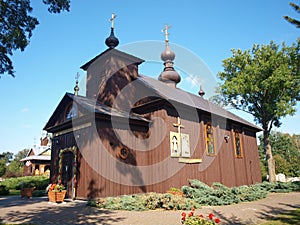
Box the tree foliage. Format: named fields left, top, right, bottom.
left=259, top=132, right=300, bottom=177
left=217, top=40, right=300, bottom=182
left=0, top=159, right=6, bottom=177
left=284, top=2, right=300, bottom=28
left=0, top=0, right=70, bottom=77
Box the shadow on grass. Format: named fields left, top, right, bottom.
left=196, top=202, right=300, bottom=225
left=258, top=203, right=300, bottom=225
left=0, top=196, right=125, bottom=225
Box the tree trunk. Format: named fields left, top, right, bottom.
left=263, top=130, right=276, bottom=182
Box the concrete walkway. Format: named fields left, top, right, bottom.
left=0, top=192, right=299, bottom=224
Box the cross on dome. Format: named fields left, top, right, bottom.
left=109, top=13, right=117, bottom=29
left=162, top=24, right=171, bottom=43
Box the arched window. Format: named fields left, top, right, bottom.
left=205, top=123, right=215, bottom=156
left=233, top=129, right=243, bottom=158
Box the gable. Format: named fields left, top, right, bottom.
left=44, top=93, right=149, bottom=133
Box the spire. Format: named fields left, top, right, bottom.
left=198, top=84, right=205, bottom=97
left=158, top=24, right=181, bottom=87
left=105, top=13, right=119, bottom=49
left=74, top=72, right=80, bottom=96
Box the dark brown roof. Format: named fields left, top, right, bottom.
left=69, top=93, right=149, bottom=122
left=136, top=75, right=262, bottom=131
left=44, top=93, right=149, bottom=131
left=80, top=48, right=145, bottom=71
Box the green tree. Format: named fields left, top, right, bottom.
left=0, top=159, right=6, bottom=177
left=217, top=40, right=300, bottom=182
left=259, top=132, right=300, bottom=177
left=273, top=154, right=290, bottom=175
left=1, top=151, right=13, bottom=164
left=0, top=0, right=70, bottom=77
left=4, top=149, right=29, bottom=177
left=284, top=2, right=300, bottom=28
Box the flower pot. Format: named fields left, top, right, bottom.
left=48, top=190, right=66, bottom=203
left=21, top=187, right=35, bottom=198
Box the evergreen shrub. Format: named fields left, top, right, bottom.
left=89, top=180, right=299, bottom=211
left=0, top=185, right=9, bottom=195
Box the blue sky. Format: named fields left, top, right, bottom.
left=0, top=0, right=299, bottom=154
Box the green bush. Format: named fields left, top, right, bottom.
left=0, top=184, right=9, bottom=195
left=1, top=176, right=49, bottom=190
left=89, top=180, right=300, bottom=211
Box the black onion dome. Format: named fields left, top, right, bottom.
left=105, top=28, right=119, bottom=48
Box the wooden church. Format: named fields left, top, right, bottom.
left=44, top=16, right=262, bottom=199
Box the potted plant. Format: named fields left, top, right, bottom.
left=46, top=183, right=66, bottom=203
left=19, top=182, right=35, bottom=198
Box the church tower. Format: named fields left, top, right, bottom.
left=80, top=14, right=144, bottom=108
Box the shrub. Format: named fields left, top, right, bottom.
left=89, top=180, right=300, bottom=211
left=0, top=185, right=9, bottom=195
left=1, top=176, right=49, bottom=190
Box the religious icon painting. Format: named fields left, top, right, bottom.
left=181, top=133, right=190, bottom=158
left=170, top=131, right=180, bottom=157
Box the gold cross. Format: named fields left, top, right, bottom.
left=109, top=13, right=117, bottom=29
left=173, top=117, right=184, bottom=136
left=162, top=24, right=171, bottom=42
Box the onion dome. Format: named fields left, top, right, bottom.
left=161, top=44, right=175, bottom=62
left=105, top=28, right=119, bottom=49
left=158, top=25, right=181, bottom=87
left=198, top=85, right=205, bottom=97
left=74, top=73, right=80, bottom=96
left=105, top=13, right=119, bottom=49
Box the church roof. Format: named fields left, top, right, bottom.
left=44, top=93, right=149, bottom=131
left=68, top=93, right=149, bottom=122
left=136, top=75, right=262, bottom=131
left=80, top=48, right=144, bottom=71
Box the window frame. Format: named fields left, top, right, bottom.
left=205, top=122, right=216, bottom=156
left=232, top=127, right=243, bottom=158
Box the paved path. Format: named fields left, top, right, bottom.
left=0, top=192, right=299, bottom=224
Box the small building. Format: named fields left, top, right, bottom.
left=44, top=18, right=262, bottom=199
left=21, top=132, right=51, bottom=176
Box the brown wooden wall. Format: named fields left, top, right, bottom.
left=51, top=105, right=261, bottom=199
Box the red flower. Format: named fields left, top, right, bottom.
left=214, top=218, right=221, bottom=223
left=181, top=216, right=186, bottom=221
left=188, top=212, right=194, bottom=217
left=199, top=214, right=204, bottom=218
left=191, top=207, right=195, bottom=211
left=181, top=212, right=186, bottom=217
left=208, top=213, right=214, bottom=219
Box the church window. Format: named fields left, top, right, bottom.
left=65, top=103, right=78, bottom=120
left=205, top=123, right=215, bottom=156
left=233, top=129, right=243, bottom=158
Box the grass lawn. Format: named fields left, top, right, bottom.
left=261, top=208, right=300, bottom=225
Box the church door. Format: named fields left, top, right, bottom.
left=61, top=151, right=75, bottom=199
